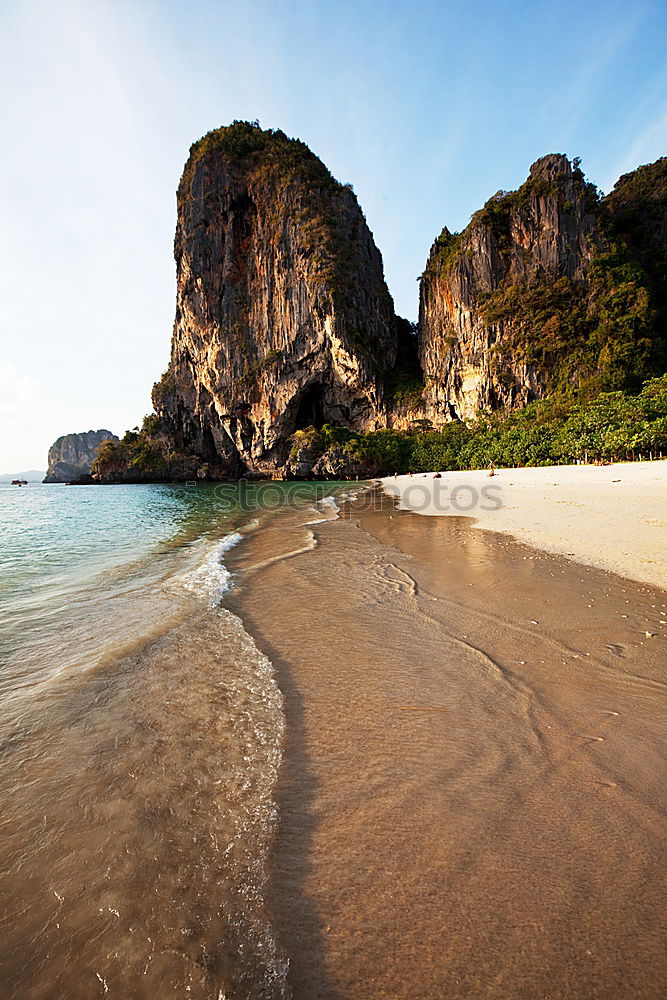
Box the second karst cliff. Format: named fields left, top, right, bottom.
left=419, top=153, right=664, bottom=422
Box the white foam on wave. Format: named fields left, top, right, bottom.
left=303, top=487, right=368, bottom=525
left=303, top=495, right=340, bottom=525
left=206, top=607, right=289, bottom=995
left=318, top=495, right=341, bottom=513
left=178, top=531, right=243, bottom=605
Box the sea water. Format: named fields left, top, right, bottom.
left=0, top=480, right=353, bottom=1000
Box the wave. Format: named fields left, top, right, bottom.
left=318, top=495, right=341, bottom=514
left=302, top=494, right=341, bottom=525
left=303, top=484, right=368, bottom=524
left=177, top=530, right=243, bottom=605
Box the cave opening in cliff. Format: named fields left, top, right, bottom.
left=294, top=383, right=326, bottom=431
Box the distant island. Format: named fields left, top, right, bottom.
left=44, top=430, right=118, bottom=483
left=88, top=121, right=665, bottom=483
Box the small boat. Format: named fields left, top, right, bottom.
left=11, top=480, right=28, bottom=486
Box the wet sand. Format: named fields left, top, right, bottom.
left=227, top=492, right=667, bottom=998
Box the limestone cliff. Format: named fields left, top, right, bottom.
left=44, top=429, right=118, bottom=483
left=154, top=121, right=399, bottom=477
left=419, top=154, right=659, bottom=421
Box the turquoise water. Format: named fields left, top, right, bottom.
left=0, top=481, right=342, bottom=699
left=0, top=479, right=358, bottom=999
left=0, top=482, right=246, bottom=704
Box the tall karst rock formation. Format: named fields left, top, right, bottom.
left=419, top=153, right=663, bottom=421
left=153, top=121, right=401, bottom=477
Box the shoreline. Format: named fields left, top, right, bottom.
left=381, top=461, right=667, bottom=589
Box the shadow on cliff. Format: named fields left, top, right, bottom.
left=228, top=606, right=342, bottom=1000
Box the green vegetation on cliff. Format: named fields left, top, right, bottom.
left=181, top=120, right=340, bottom=198
left=293, top=375, right=667, bottom=476
left=606, top=156, right=667, bottom=371
left=470, top=156, right=599, bottom=242
left=424, top=227, right=464, bottom=278
left=480, top=239, right=656, bottom=396
left=92, top=416, right=206, bottom=482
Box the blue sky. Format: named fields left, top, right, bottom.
left=0, top=0, right=666, bottom=469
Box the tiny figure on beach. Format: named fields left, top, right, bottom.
left=433, top=472, right=442, bottom=479
left=487, top=463, right=496, bottom=477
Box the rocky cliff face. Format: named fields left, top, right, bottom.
left=418, top=154, right=660, bottom=421
left=154, top=122, right=399, bottom=477
left=44, top=429, right=118, bottom=483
